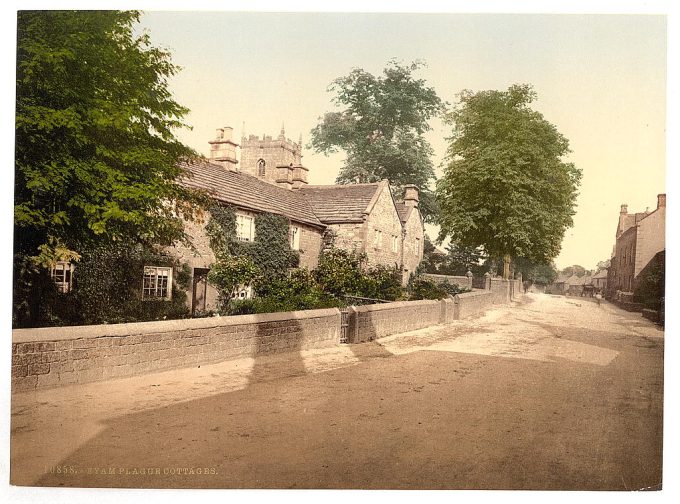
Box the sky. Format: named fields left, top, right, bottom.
left=135, top=11, right=666, bottom=272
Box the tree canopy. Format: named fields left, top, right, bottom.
left=436, top=84, right=581, bottom=277
left=309, top=60, right=445, bottom=222
left=15, top=10, right=204, bottom=262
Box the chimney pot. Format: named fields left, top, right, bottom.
left=620, top=204, right=628, bottom=214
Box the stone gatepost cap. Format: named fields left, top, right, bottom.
left=484, top=272, right=491, bottom=277
left=466, top=270, right=473, bottom=277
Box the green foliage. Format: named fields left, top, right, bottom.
left=362, top=265, right=404, bottom=301
left=313, top=248, right=369, bottom=299
left=241, top=269, right=342, bottom=314
left=14, top=241, right=191, bottom=327
left=14, top=11, right=207, bottom=326
left=407, top=277, right=450, bottom=300
left=436, top=84, right=582, bottom=266
left=310, top=60, right=445, bottom=222
left=206, top=206, right=301, bottom=312
left=208, top=256, right=261, bottom=309
left=15, top=11, right=206, bottom=257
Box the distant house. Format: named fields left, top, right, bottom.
left=608, top=195, right=666, bottom=295
left=592, top=269, right=608, bottom=291
left=172, top=126, right=424, bottom=314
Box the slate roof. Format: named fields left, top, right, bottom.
left=296, top=183, right=382, bottom=224
left=180, top=159, right=323, bottom=227
left=565, top=274, right=582, bottom=286
left=554, top=274, right=569, bottom=284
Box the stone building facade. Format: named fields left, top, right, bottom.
left=608, top=194, right=666, bottom=294
left=173, top=125, right=425, bottom=313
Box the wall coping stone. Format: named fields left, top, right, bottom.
left=12, top=308, right=341, bottom=344
left=454, top=290, right=494, bottom=302
left=354, top=299, right=440, bottom=313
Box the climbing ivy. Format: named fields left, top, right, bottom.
left=205, top=205, right=300, bottom=311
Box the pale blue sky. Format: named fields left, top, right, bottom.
left=138, top=12, right=666, bottom=271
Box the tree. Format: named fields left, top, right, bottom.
left=436, top=84, right=581, bottom=278
left=15, top=11, right=204, bottom=260
left=443, top=243, right=488, bottom=276
left=561, top=265, right=587, bottom=277
left=512, top=257, right=558, bottom=285
left=14, top=11, right=205, bottom=326
left=310, top=60, right=445, bottom=222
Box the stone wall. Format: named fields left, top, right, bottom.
left=363, top=184, right=404, bottom=269
left=12, top=308, right=341, bottom=392
left=297, top=223, right=323, bottom=270
left=347, top=300, right=445, bottom=343
left=240, top=133, right=302, bottom=183
left=454, top=290, right=495, bottom=319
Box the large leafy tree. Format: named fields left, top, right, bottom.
left=14, top=11, right=205, bottom=326
left=310, top=60, right=445, bottom=222
left=15, top=10, right=204, bottom=260
left=436, top=84, right=581, bottom=278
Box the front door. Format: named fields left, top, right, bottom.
left=191, top=268, right=210, bottom=316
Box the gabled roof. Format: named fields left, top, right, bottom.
left=394, top=202, right=414, bottom=224
left=593, top=269, right=608, bottom=279
left=565, top=274, right=582, bottom=286
left=554, top=274, right=569, bottom=284
left=297, top=182, right=383, bottom=224
left=180, top=159, right=323, bottom=227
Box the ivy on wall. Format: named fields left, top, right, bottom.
left=205, top=204, right=300, bottom=310
left=14, top=241, right=192, bottom=327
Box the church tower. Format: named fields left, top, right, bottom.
left=239, top=124, right=309, bottom=190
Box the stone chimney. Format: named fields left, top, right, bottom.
left=208, top=126, right=239, bottom=171
left=403, top=185, right=419, bottom=208
left=657, top=193, right=666, bottom=209
left=276, top=164, right=294, bottom=190
left=620, top=203, right=628, bottom=215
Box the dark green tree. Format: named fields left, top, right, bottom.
left=310, top=60, right=445, bottom=222
left=436, top=84, right=581, bottom=278
left=14, top=11, right=206, bottom=326
left=15, top=11, right=204, bottom=260
left=443, top=243, right=487, bottom=276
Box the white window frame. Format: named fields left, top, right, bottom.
left=142, top=266, right=173, bottom=301
left=51, top=261, right=74, bottom=293
left=392, top=235, right=398, bottom=253
left=230, top=284, right=253, bottom=300
left=236, top=213, right=255, bottom=242
left=415, top=238, right=421, bottom=256
left=290, top=225, right=301, bottom=250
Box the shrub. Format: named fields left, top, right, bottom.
left=408, top=277, right=450, bottom=300
left=314, top=248, right=368, bottom=299
left=363, top=264, right=404, bottom=301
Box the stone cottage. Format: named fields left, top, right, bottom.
left=173, top=126, right=424, bottom=314
left=607, top=194, right=666, bottom=295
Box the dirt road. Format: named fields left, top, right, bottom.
left=11, top=294, right=664, bottom=489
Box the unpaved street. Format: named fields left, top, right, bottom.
left=11, top=294, right=664, bottom=489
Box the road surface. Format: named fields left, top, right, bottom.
left=11, top=293, right=664, bottom=489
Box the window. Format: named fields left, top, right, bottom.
left=143, top=266, right=173, bottom=300
left=289, top=225, right=301, bottom=250
left=415, top=238, right=420, bottom=256
left=392, top=235, right=398, bottom=253
left=231, top=285, right=253, bottom=300
left=257, top=159, right=266, bottom=177
left=51, top=261, right=74, bottom=293
left=236, top=213, right=255, bottom=242
left=373, top=229, right=382, bottom=249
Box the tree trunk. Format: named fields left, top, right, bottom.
left=503, top=254, right=512, bottom=280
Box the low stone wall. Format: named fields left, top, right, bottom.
left=454, top=290, right=495, bottom=319
left=489, top=278, right=511, bottom=303
left=12, top=308, right=341, bottom=392
left=347, top=299, right=446, bottom=343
